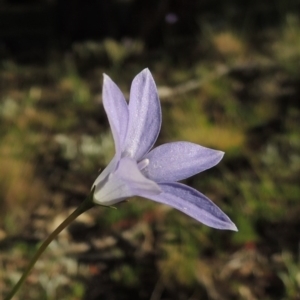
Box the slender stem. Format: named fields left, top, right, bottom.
left=5, top=197, right=95, bottom=300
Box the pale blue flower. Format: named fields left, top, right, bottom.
left=92, top=69, right=237, bottom=231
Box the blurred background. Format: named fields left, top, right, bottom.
left=0, top=0, right=300, bottom=299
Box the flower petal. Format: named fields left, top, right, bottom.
left=102, top=74, right=129, bottom=155
left=147, top=182, right=237, bottom=231
left=93, top=157, right=161, bottom=206
left=142, top=142, right=224, bottom=182
left=124, top=69, right=161, bottom=159
left=117, top=157, right=161, bottom=196
left=92, top=154, right=118, bottom=187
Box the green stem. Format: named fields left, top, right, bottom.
left=5, top=195, right=95, bottom=300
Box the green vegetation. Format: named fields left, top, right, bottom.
left=1, top=14, right=300, bottom=300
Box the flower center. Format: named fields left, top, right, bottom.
left=138, top=158, right=149, bottom=171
